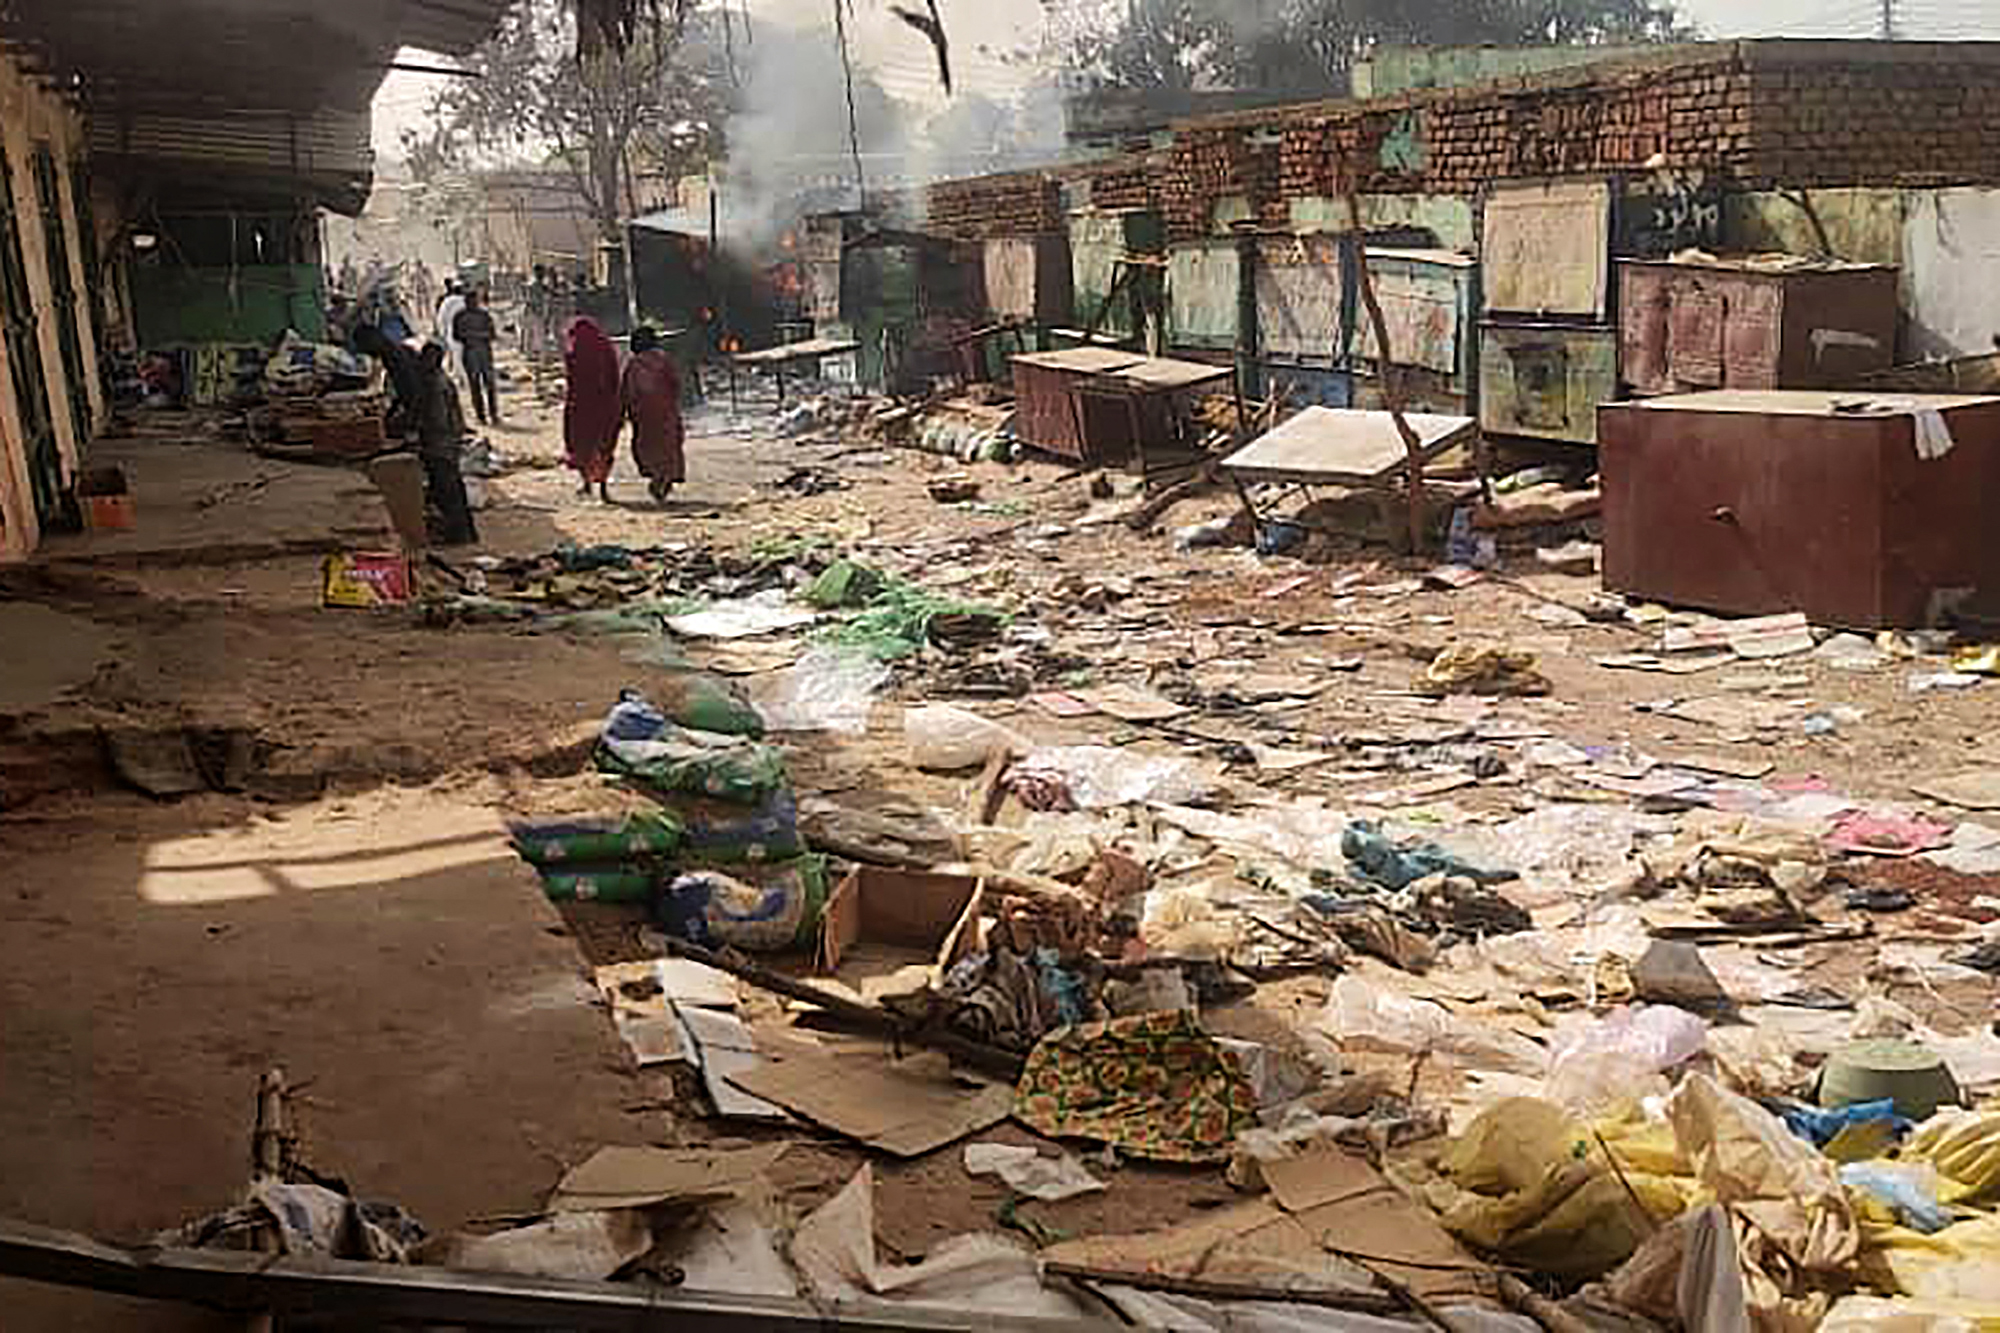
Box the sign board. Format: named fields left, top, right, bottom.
left=1480, top=178, right=1612, bottom=320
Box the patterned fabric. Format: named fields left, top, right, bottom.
left=1014, top=1010, right=1259, bottom=1163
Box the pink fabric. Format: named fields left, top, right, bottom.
left=563, top=317, right=622, bottom=484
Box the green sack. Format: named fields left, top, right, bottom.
left=538, top=866, right=658, bottom=903
left=509, top=812, right=685, bottom=867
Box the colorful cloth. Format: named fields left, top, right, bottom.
left=1014, top=1010, right=1259, bottom=1163
left=621, top=348, right=685, bottom=484
left=564, top=317, right=623, bottom=484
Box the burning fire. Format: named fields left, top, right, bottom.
left=722, top=336, right=743, bottom=354
left=779, top=232, right=797, bottom=252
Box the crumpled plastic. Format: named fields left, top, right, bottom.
left=1861, top=1212, right=2000, bottom=1306
left=1342, top=820, right=1514, bottom=891
left=1414, top=641, right=1552, bottom=697
left=1543, top=1005, right=1709, bottom=1113
left=1010, top=745, right=1213, bottom=811
left=1604, top=1203, right=1753, bottom=1333
left=903, top=704, right=1025, bottom=771
left=1317, top=974, right=1548, bottom=1076
left=1907, top=1107, right=2000, bottom=1205
left=1666, top=1073, right=1857, bottom=1328
left=1400, top=1096, right=1697, bottom=1279
left=962, top=1141, right=1105, bottom=1201
left=791, top=1165, right=1095, bottom=1319
left=1841, top=1161, right=1951, bottom=1234
left=1820, top=1293, right=1991, bottom=1332
left=747, top=646, right=889, bottom=735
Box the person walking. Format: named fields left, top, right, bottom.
left=563, top=315, right=623, bottom=501
left=452, top=287, right=500, bottom=425
left=434, top=280, right=466, bottom=385
left=621, top=327, right=686, bottom=504
left=413, top=343, right=479, bottom=545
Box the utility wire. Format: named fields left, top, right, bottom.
left=832, top=0, right=868, bottom=203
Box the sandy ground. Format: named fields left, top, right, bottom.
left=2, top=360, right=1998, bottom=1325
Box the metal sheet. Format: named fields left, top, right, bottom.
left=1222, top=406, right=1474, bottom=484
left=1478, top=322, right=1618, bottom=445
left=1903, top=188, right=2000, bottom=361
left=1167, top=240, right=1239, bottom=351
left=1481, top=179, right=1612, bottom=319
left=1255, top=235, right=1344, bottom=362
left=982, top=235, right=1070, bottom=324
left=1350, top=250, right=1475, bottom=387
left=1602, top=394, right=2000, bottom=628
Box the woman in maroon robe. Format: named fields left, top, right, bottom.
left=620, top=327, right=685, bottom=504
left=563, top=316, right=622, bottom=500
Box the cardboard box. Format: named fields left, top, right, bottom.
left=818, top=867, right=984, bottom=988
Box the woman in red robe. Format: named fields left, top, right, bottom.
left=621, top=327, right=685, bottom=504
left=563, top=316, right=623, bottom=500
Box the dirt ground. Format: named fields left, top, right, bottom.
left=3, top=357, right=1997, bottom=1327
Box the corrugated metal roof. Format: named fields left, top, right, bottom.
left=1, top=0, right=510, bottom=114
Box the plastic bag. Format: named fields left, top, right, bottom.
left=1543, top=1005, right=1708, bottom=1113
left=1841, top=1161, right=1951, bottom=1233
left=1010, top=745, right=1212, bottom=810
left=665, top=591, right=816, bottom=640
left=1821, top=1294, right=1988, bottom=1332
left=1865, top=1212, right=2000, bottom=1305
left=1317, top=975, right=1547, bottom=1076
left=904, top=705, right=1025, bottom=771
left=748, top=647, right=889, bottom=735
left=1908, top=1108, right=2000, bottom=1205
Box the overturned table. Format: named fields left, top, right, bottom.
left=728, top=336, right=862, bottom=409
left=1220, top=406, right=1482, bottom=542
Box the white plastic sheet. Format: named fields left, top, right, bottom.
left=749, top=646, right=889, bottom=735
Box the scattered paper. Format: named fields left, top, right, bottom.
left=729, top=1047, right=1013, bottom=1157
left=667, top=593, right=817, bottom=640
left=1912, top=769, right=2000, bottom=812
left=963, top=1141, right=1106, bottom=1201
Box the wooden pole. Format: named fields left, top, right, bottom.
left=1339, top=165, right=1428, bottom=557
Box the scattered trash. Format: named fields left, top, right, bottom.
left=1416, top=641, right=1552, bottom=697
left=904, top=704, right=1025, bottom=771
left=746, top=646, right=888, bottom=735
left=962, top=1142, right=1105, bottom=1201
left=322, top=551, right=414, bottom=609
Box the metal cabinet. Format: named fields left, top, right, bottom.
left=1478, top=322, right=1618, bottom=445
left=1601, top=390, right=2000, bottom=628
left=1618, top=259, right=1896, bottom=396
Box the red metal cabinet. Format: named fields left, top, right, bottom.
left=1601, top=391, right=2000, bottom=628
left=1619, top=260, right=1896, bottom=396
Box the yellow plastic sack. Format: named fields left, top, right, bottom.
left=1907, top=1108, right=2000, bottom=1205
left=1418, top=1096, right=1698, bottom=1279
left=1864, top=1213, right=2000, bottom=1305
left=1822, top=1294, right=2000, bottom=1332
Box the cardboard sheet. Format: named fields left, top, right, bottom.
left=727, top=1047, right=1013, bottom=1157
left=549, top=1142, right=789, bottom=1213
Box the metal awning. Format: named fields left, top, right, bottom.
left=2, top=0, right=509, bottom=212
left=1, top=0, right=510, bottom=115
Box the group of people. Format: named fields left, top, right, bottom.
left=561, top=317, right=685, bottom=505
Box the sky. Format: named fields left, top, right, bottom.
left=370, top=0, right=2000, bottom=161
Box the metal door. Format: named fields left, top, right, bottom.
left=32, top=144, right=90, bottom=451
left=0, top=144, right=62, bottom=523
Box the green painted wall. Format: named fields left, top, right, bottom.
left=1722, top=189, right=1903, bottom=267
left=1289, top=195, right=1476, bottom=252
left=131, top=264, right=326, bottom=348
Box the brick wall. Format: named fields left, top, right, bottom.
left=1127, top=43, right=2000, bottom=238
left=923, top=172, right=1065, bottom=241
